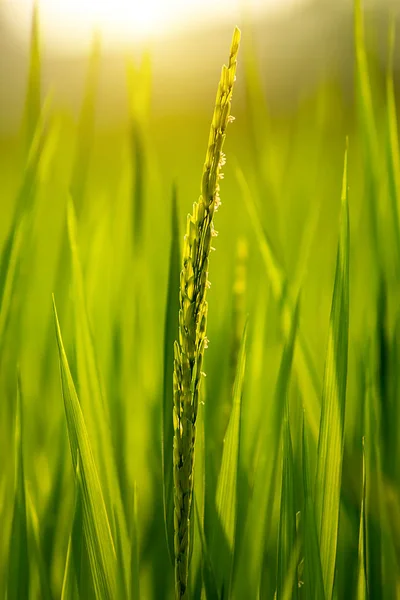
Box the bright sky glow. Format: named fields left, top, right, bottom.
left=4, top=0, right=298, bottom=53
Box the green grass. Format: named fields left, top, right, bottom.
left=1, top=1, right=400, bottom=598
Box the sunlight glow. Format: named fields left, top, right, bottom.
left=5, top=0, right=298, bottom=52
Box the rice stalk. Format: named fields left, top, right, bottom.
left=172, top=27, right=241, bottom=599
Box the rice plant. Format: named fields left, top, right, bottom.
left=172, top=27, right=240, bottom=599
left=1, top=0, right=400, bottom=598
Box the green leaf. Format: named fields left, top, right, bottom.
left=162, top=183, right=181, bottom=566
left=53, top=296, right=117, bottom=600
left=302, top=414, right=325, bottom=600
left=314, top=143, right=349, bottom=600
left=357, top=438, right=368, bottom=600
left=213, top=321, right=247, bottom=596
left=7, top=375, right=29, bottom=600
left=276, top=399, right=298, bottom=599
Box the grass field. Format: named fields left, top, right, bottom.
left=1, top=1, right=400, bottom=598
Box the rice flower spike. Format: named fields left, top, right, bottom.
left=173, top=27, right=241, bottom=599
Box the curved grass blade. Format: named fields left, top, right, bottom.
left=7, top=375, right=29, bottom=600
left=302, top=414, right=325, bottom=600
left=357, top=438, right=368, bottom=600
left=314, top=143, right=349, bottom=600
left=162, top=184, right=181, bottom=565
left=213, top=321, right=247, bottom=596
left=277, top=398, right=298, bottom=599
left=53, top=296, right=117, bottom=600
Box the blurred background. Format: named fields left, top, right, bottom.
left=0, top=0, right=399, bottom=132
left=1, top=1, right=400, bottom=598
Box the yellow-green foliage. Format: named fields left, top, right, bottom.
left=1, top=2, right=400, bottom=599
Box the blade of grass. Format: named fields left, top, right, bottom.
left=314, top=143, right=350, bottom=600
left=53, top=296, right=117, bottom=600
left=162, top=183, right=181, bottom=565
left=130, top=482, right=141, bottom=600
left=7, top=374, right=29, bottom=600
left=357, top=438, right=368, bottom=600
left=386, top=19, right=400, bottom=268
left=195, top=499, right=220, bottom=600
left=67, top=199, right=130, bottom=578
left=213, top=321, right=247, bottom=596
left=61, top=456, right=84, bottom=600
left=276, top=396, right=298, bottom=599
left=302, top=413, right=325, bottom=600
left=354, top=0, right=380, bottom=265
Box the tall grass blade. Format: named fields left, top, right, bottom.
left=130, top=482, right=141, bottom=600
left=61, top=456, right=84, bottom=600
left=302, top=414, right=325, bottom=600
left=354, top=0, right=380, bottom=262
left=67, top=200, right=130, bottom=570
left=213, top=321, right=247, bottom=596
left=357, top=438, right=368, bottom=600
left=386, top=20, right=400, bottom=267
left=195, top=499, right=220, bottom=600
left=53, top=296, right=117, bottom=600
left=276, top=398, right=298, bottom=599
left=162, top=184, right=181, bottom=565
left=7, top=375, right=29, bottom=600
left=314, top=143, right=349, bottom=600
